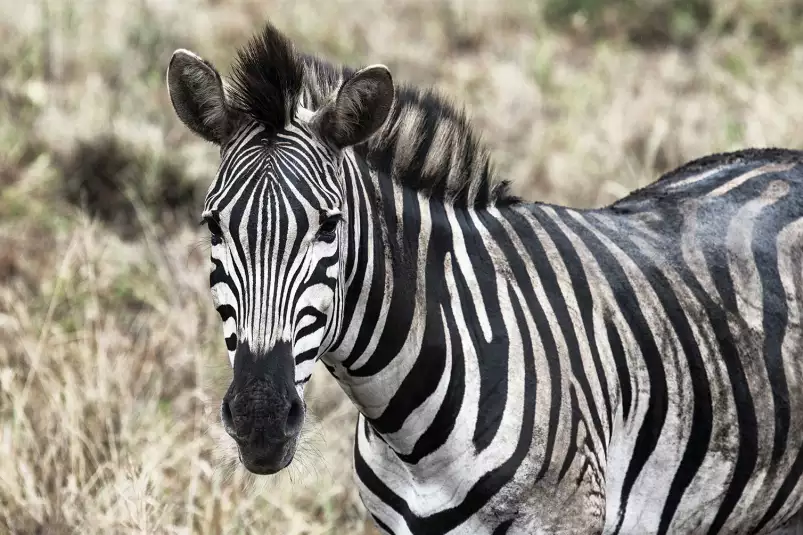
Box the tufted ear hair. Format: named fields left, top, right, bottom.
left=314, top=64, right=394, bottom=150
left=166, top=49, right=235, bottom=145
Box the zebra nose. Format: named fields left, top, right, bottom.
left=220, top=393, right=305, bottom=441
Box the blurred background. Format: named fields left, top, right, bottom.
left=1, top=0, right=802, bottom=533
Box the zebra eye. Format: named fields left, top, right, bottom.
left=316, top=215, right=340, bottom=241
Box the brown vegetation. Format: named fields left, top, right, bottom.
left=1, top=0, right=802, bottom=533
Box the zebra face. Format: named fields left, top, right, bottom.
left=166, top=40, right=394, bottom=475
left=202, top=126, right=347, bottom=474
left=205, top=122, right=347, bottom=373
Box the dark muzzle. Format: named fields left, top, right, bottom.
left=221, top=341, right=304, bottom=474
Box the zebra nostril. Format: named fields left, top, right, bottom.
left=221, top=399, right=236, bottom=436
left=285, top=398, right=304, bottom=436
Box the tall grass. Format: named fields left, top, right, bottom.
left=1, top=0, right=802, bottom=532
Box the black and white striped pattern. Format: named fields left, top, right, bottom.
left=168, top=22, right=803, bottom=535
left=204, top=115, right=348, bottom=386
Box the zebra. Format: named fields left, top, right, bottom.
left=165, top=21, right=803, bottom=535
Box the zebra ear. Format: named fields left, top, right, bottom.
left=166, top=49, right=233, bottom=145
left=315, top=64, right=394, bottom=149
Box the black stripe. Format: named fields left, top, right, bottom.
left=702, top=305, right=758, bottom=534
left=698, top=193, right=742, bottom=317
left=397, top=247, right=465, bottom=463
left=558, top=385, right=580, bottom=481
left=266, top=167, right=293, bottom=327
left=593, top=205, right=761, bottom=534
left=555, top=209, right=669, bottom=534
left=608, top=209, right=757, bottom=535
left=526, top=210, right=614, bottom=432
left=340, top=159, right=362, bottom=290
left=354, top=279, right=536, bottom=532
left=295, top=307, right=328, bottom=341
left=455, top=208, right=558, bottom=479
left=348, top=181, right=421, bottom=376
left=753, top=442, right=803, bottom=533
left=210, top=257, right=229, bottom=288
left=369, top=198, right=452, bottom=434
left=206, top=128, right=259, bottom=207
left=294, top=348, right=318, bottom=365
left=605, top=318, right=632, bottom=419
left=216, top=152, right=263, bottom=212
left=227, top=170, right=260, bottom=329
left=751, top=191, right=796, bottom=464
left=513, top=208, right=609, bottom=454
left=252, top=175, right=269, bottom=335
left=672, top=202, right=761, bottom=533
left=371, top=514, right=394, bottom=535
left=330, top=159, right=380, bottom=354
left=583, top=210, right=715, bottom=535
left=455, top=210, right=508, bottom=453
left=492, top=519, right=515, bottom=534
left=216, top=304, right=236, bottom=323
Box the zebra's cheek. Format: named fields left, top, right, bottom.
left=300, top=281, right=337, bottom=312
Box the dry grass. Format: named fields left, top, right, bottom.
left=2, top=0, right=803, bottom=533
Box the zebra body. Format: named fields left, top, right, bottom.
left=335, top=147, right=803, bottom=535
left=165, top=22, right=803, bottom=534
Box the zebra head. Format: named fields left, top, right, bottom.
left=165, top=26, right=394, bottom=475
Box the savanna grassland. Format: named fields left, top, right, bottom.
left=2, top=0, right=803, bottom=533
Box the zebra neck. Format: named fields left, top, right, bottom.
left=325, top=158, right=455, bottom=413
left=321, top=154, right=612, bottom=464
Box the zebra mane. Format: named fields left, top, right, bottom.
left=360, top=85, right=519, bottom=207
left=227, top=23, right=304, bottom=137
left=226, top=22, right=519, bottom=208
